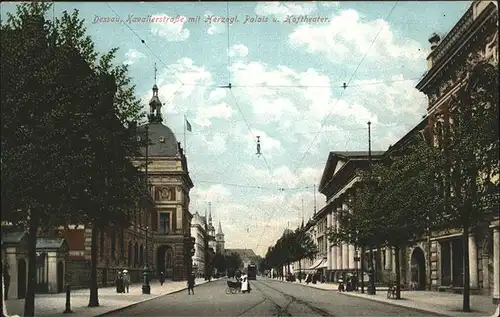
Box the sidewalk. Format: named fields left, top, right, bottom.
left=5, top=278, right=212, bottom=317
left=269, top=278, right=498, bottom=317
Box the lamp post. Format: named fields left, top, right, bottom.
left=354, top=229, right=360, bottom=292
left=367, top=121, right=376, bottom=295
left=142, top=125, right=151, bottom=295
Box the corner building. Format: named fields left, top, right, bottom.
left=133, top=81, right=194, bottom=281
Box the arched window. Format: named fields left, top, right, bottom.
left=111, top=229, right=116, bottom=260
left=134, top=243, right=139, bottom=267
left=127, top=241, right=133, bottom=267
left=139, top=244, right=144, bottom=265
left=99, top=230, right=105, bottom=258
left=119, top=229, right=125, bottom=260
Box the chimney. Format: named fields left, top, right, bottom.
left=428, top=32, right=441, bottom=51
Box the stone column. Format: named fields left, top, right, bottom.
left=392, top=248, right=396, bottom=273
left=468, top=234, right=478, bottom=289
left=336, top=219, right=343, bottom=270
left=327, top=212, right=332, bottom=270
left=492, top=225, right=500, bottom=303
left=385, top=247, right=393, bottom=271
left=348, top=245, right=355, bottom=269
left=342, top=244, right=349, bottom=270
left=332, top=245, right=338, bottom=270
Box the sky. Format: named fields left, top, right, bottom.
left=1, top=1, right=472, bottom=256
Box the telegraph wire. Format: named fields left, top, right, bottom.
left=195, top=180, right=312, bottom=191
left=226, top=2, right=231, bottom=84
left=106, top=3, right=185, bottom=86
left=292, top=1, right=400, bottom=177
left=256, top=2, right=400, bottom=250
left=228, top=89, right=273, bottom=175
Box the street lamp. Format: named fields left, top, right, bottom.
left=142, top=224, right=151, bottom=294
left=142, top=125, right=151, bottom=295
left=354, top=229, right=360, bottom=292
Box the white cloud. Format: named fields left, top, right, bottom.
left=241, top=165, right=323, bottom=188
left=255, top=2, right=317, bottom=20
left=123, top=49, right=145, bottom=65
left=198, top=133, right=228, bottom=155
left=289, top=9, right=428, bottom=66
left=228, top=44, right=249, bottom=58
left=191, top=184, right=232, bottom=203
left=194, top=102, right=234, bottom=127
left=150, top=14, right=190, bottom=41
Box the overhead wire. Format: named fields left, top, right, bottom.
left=195, top=180, right=312, bottom=191
left=292, top=1, right=400, bottom=177
left=106, top=3, right=186, bottom=87
left=256, top=2, right=400, bottom=251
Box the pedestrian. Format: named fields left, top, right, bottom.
left=122, top=270, right=130, bottom=293
left=159, top=272, right=165, bottom=286
left=187, top=273, right=196, bottom=295
left=116, top=272, right=124, bottom=293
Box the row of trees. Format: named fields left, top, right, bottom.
left=1, top=3, right=149, bottom=316
left=262, top=227, right=318, bottom=277
left=327, top=55, right=498, bottom=312
left=212, top=252, right=244, bottom=275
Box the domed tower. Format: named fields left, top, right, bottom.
left=215, top=221, right=225, bottom=254
left=134, top=63, right=194, bottom=282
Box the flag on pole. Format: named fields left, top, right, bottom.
left=186, top=118, right=192, bottom=132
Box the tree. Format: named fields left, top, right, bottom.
left=1, top=3, right=147, bottom=315
left=438, top=54, right=499, bottom=312
left=327, top=168, right=388, bottom=294
left=225, top=252, right=243, bottom=272
left=372, top=140, right=444, bottom=299
left=291, top=227, right=318, bottom=278
left=212, top=253, right=226, bottom=274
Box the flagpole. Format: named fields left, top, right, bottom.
left=183, top=114, right=187, bottom=155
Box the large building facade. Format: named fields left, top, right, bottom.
left=414, top=0, right=498, bottom=301
left=133, top=81, right=195, bottom=281
left=309, top=0, right=499, bottom=303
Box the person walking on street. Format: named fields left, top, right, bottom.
left=122, top=270, right=131, bottom=293
left=159, top=272, right=165, bottom=286
left=187, top=273, right=196, bottom=295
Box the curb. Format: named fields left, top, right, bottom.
left=265, top=279, right=337, bottom=292
left=94, top=280, right=216, bottom=317
left=337, top=292, right=448, bottom=317
left=265, top=279, right=448, bottom=317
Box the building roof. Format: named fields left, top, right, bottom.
left=1, top=231, right=25, bottom=244
left=225, top=248, right=257, bottom=259
left=319, top=151, right=385, bottom=193
left=385, top=116, right=429, bottom=157
left=137, top=122, right=179, bottom=157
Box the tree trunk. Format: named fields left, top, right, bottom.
left=360, top=246, right=365, bottom=293
left=395, top=245, right=401, bottom=300
left=23, top=213, right=39, bottom=317
left=88, top=225, right=99, bottom=307
left=287, top=262, right=291, bottom=277
left=462, top=222, right=471, bottom=312
left=369, top=248, right=376, bottom=295
left=298, top=260, right=302, bottom=282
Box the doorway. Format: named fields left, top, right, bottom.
left=57, top=261, right=64, bottom=293
left=156, top=245, right=174, bottom=279
left=410, top=247, right=426, bottom=290
left=17, top=259, right=26, bottom=299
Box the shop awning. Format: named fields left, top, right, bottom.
left=307, top=258, right=326, bottom=270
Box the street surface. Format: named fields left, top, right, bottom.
left=104, top=278, right=443, bottom=316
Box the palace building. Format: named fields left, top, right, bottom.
left=132, top=78, right=195, bottom=281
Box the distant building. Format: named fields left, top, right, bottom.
left=225, top=248, right=259, bottom=269
left=190, top=212, right=207, bottom=276
left=215, top=221, right=225, bottom=254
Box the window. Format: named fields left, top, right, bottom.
left=111, top=230, right=116, bottom=260
left=99, top=230, right=105, bottom=258
left=159, top=213, right=170, bottom=234
left=120, top=229, right=125, bottom=259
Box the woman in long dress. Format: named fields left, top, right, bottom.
left=241, top=274, right=251, bottom=293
